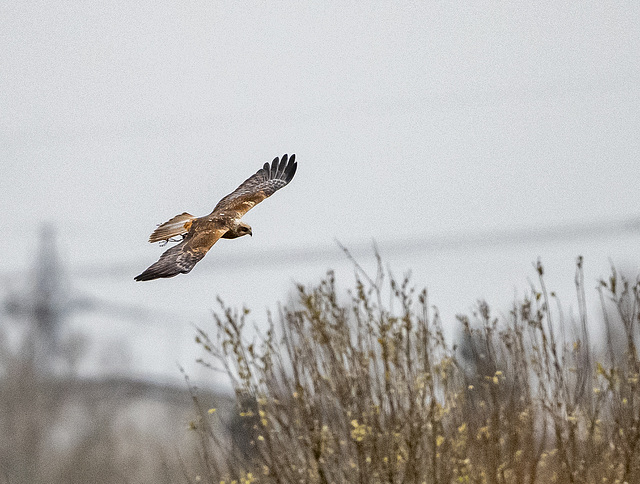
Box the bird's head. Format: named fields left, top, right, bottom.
left=237, top=222, right=252, bottom=237
left=223, top=221, right=252, bottom=239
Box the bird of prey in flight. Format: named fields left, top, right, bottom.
left=135, top=154, right=297, bottom=281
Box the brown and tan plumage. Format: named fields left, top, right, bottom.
left=134, top=154, right=297, bottom=281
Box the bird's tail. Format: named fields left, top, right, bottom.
left=148, top=212, right=196, bottom=243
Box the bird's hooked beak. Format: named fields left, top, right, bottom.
left=249, top=228, right=253, bottom=237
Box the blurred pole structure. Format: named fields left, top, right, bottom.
left=2, top=223, right=171, bottom=332
left=2, top=224, right=71, bottom=370
left=32, top=224, right=68, bottom=345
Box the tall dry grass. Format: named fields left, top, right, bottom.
left=191, top=253, right=640, bottom=484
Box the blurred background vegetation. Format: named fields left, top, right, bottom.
left=0, top=227, right=231, bottom=483
left=2, top=230, right=640, bottom=483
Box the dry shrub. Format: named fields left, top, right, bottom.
left=192, top=254, right=640, bottom=484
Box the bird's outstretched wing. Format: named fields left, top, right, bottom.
left=210, top=154, right=297, bottom=218
left=134, top=222, right=227, bottom=281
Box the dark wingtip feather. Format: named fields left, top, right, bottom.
left=276, top=154, right=288, bottom=177
left=134, top=263, right=181, bottom=281
left=134, top=271, right=152, bottom=282
left=134, top=267, right=161, bottom=281
left=284, top=154, right=297, bottom=182
left=135, top=269, right=178, bottom=282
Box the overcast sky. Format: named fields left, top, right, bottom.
left=2, top=2, right=639, bottom=381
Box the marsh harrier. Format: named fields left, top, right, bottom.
left=135, top=154, right=297, bottom=281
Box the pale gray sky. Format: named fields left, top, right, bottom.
left=1, top=2, right=639, bottom=380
